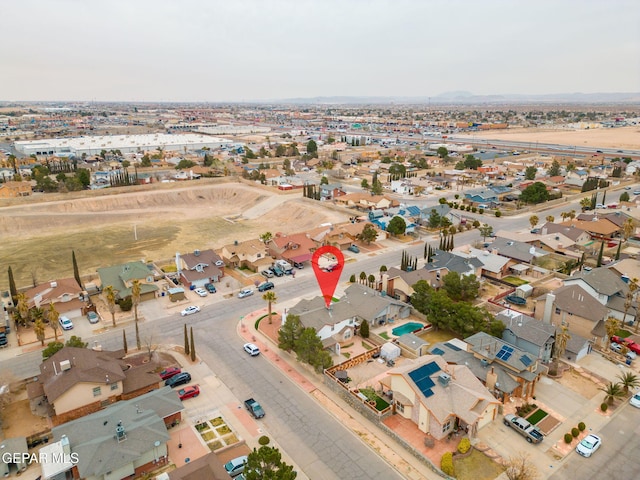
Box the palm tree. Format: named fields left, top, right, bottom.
left=15, top=292, right=30, bottom=327
left=34, top=318, right=46, bottom=346
left=600, top=382, right=625, bottom=405
left=623, top=218, right=635, bottom=243
left=604, top=317, right=620, bottom=349
left=48, top=303, right=60, bottom=341
left=529, top=215, right=539, bottom=230
left=132, top=279, right=141, bottom=349
left=262, top=291, right=277, bottom=324
left=622, top=279, right=638, bottom=325
left=104, top=285, right=117, bottom=327
left=546, top=215, right=555, bottom=223
left=616, top=372, right=640, bottom=394
left=553, top=325, right=571, bottom=373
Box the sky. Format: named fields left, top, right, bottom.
left=2, top=0, right=639, bottom=102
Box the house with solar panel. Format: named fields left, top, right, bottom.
left=379, top=355, right=499, bottom=440
left=429, top=333, right=543, bottom=403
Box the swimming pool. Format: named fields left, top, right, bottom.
left=391, top=322, right=424, bottom=336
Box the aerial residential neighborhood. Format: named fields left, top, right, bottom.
left=1, top=2, right=640, bottom=480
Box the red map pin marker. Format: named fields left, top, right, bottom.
left=311, top=245, right=345, bottom=308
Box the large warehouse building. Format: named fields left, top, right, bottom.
left=14, top=133, right=233, bottom=157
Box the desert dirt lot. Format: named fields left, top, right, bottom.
left=466, top=125, right=640, bottom=150
left=0, top=180, right=350, bottom=291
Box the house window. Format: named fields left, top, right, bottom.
left=395, top=401, right=404, bottom=413
left=110, top=383, right=118, bottom=391
left=93, top=387, right=102, bottom=397
left=442, top=420, right=452, bottom=433
left=344, top=330, right=352, bottom=340
left=555, top=307, right=561, bottom=315
left=257, top=253, right=262, bottom=258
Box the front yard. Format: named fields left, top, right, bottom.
left=453, top=449, right=505, bottom=480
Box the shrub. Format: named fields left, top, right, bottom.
left=495, top=210, right=502, bottom=217
left=564, top=433, right=573, bottom=444
left=571, top=427, right=580, bottom=438
left=349, top=274, right=356, bottom=283
left=471, top=207, right=477, bottom=213
left=478, top=208, right=484, bottom=214
left=457, top=437, right=471, bottom=454
left=258, top=435, right=270, bottom=446
left=578, top=422, right=586, bottom=431
left=117, top=296, right=133, bottom=311
left=440, top=452, right=454, bottom=476
left=600, top=402, right=608, bottom=412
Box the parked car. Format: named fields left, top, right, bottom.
left=59, top=316, right=73, bottom=331
left=165, top=372, right=191, bottom=388
left=258, top=282, right=274, bottom=292
left=178, top=385, right=200, bottom=400
left=630, top=392, right=640, bottom=408
left=243, top=343, right=260, bottom=356
left=269, top=266, right=284, bottom=277
left=575, top=434, right=602, bottom=457
left=159, top=367, right=181, bottom=380
left=293, top=262, right=304, bottom=269
left=633, top=190, right=640, bottom=196
left=181, top=305, right=201, bottom=316
left=205, top=283, right=217, bottom=293
left=224, top=456, right=248, bottom=477
left=261, top=269, right=274, bottom=278
left=348, top=245, right=360, bottom=253
left=238, top=288, right=254, bottom=298
left=87, top=311, right=100, bottom=324
left=194, top=288, right=208, bottom=297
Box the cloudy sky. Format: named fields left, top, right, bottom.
left=2, top=0, right=638, bottom=102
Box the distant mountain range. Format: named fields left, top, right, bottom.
left=275, top=91, right=640, bottom=105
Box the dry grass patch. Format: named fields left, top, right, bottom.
left=453, top=449, right=505, bottom=480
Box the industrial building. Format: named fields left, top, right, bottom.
left=14, top=133, right=232, bottom=157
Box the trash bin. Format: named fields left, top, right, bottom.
left=626, top=357, right=632, bottom=366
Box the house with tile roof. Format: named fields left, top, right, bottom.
left=27, top=347, right=161, bottom=425
left=540, top=222, right=591, bottom=244
left=458, top=248, right=511, bottom=279
left=424, top=249, right=483, bottom=278
left=267, top=231, right=317, bottom=265
left=24, top=277, right=85, bottom=317
left=49, top=389, right=179, bottom=480
left=533, top=285, right=609, bottom=346
left=220, top=238, right=270, bottom=272
left=489, top=237, right=547, bottom=265
left=97, top=261, right=159, bottom=302
left=498, top=310, right=555, bottom=363
left=287, top=284, right=411, bottom=351
left=166, top=452, right=230, bottom=480
left=430, top=332, right=543, bottom=403
left=379, top=355, right=499, bottom=440
left=0, top=180, right=31, bottom=197
left=177, top=248, right=224, bottom=289
left=379, top=267, right=441, bottom=302
left=559, top=218, right=620, bottom=239
left=334, top=192, right=399, bottom=210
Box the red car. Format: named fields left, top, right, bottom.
left=159, top=367, right=181, bottom=380
left=178, top=385, right=200, bottom=400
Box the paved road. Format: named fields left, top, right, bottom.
left=549, top=401, right=640, bottom=480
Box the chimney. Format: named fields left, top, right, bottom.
left=543, top=293, right=555, bottom=324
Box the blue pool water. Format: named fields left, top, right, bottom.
left=392, top=322, right=424, bottom=336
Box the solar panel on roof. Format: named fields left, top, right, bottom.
left=444, top=342, right=461, bottom=351
left=432, top=347, right=445, bottom=355
left=408, top=361, right=442, bottom=398
left=502, top=352, right=512, bottom=361
left=520, top=355, right=532, bottom=366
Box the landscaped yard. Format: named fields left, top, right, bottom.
left=453, top=449, right=505, bottom=480
left=418, top=328, right=458, bottom=345
left=526, top=408, right=548, bottom=425
left=502, top=276, right=529, bottom=286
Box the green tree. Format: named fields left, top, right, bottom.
left=552, top=325, right=571, bottom=373
left=295, top=327, right=324, bottom=365
left=360, top=178, right=369, bottom=190
left=141, top=155, right=151, bottom=167
left=75, top=168, right=91, bottom=188
left=367, top=274, right=376, bottom=288
left=244, top=446, right=297, bottom=480
left=580, top=197, right=592, bottom=211
left=66, top=335, right=88, bottom=348
left=620, top=191, right=630, bottom=202
left=359, top=319, right=370, bottom=338
left=519, top=182, right=550, bottom=204
left=176, top=159, right=196, bottom=169
left=306, top=139, right=318, bottom=158
left=103, top=285, right=117, bottom=327
left=524, top=166, right=537, bottom=180
left=442, top=272, right=480, bottom=302
left=371, top=178, right=383, bottom=195
left=278, top=314, right=303, bottom=352
left=190, top=326, right=196, bottom=361
left=7, top=266, right=18, bottom=305
left=320, top=176, right=329, bottom=185
left=547, top=160, right=561, bottom=177
left=259, top=231, right=273, bottom=243
left=42, top=341, right=64, bottom=359
left=184, top=323, right=190, bottom=356
left=72, top=250, right=84, bottom=291
left=529, top=215, right=539, bottom=230
left=479, top=224, right=494, bottom=241
left=428, top=209, right=442, bottom=229
left=358, top=223, right=377, bottom=244
left=263, top=291, right=277, bottom=324
left=386, top=216, right=406, bottom=236
left=389, top=163, right=406, bottom=177
left=132, top=279, right=141, bottom=349
left=596, top=240, right=605, bottom=267
left=463, top=154, right=482, bottom=170
left=437, top=146, right=449, bottom=159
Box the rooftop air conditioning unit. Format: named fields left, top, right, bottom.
left=438, top=373, right=451, bottom=387
left=60, top=360, right=72, bottom=371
